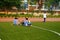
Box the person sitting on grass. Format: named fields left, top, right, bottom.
left=21, top=17, right=32, bottom=26
left=13, top=18, right=20, bottom=25
left=28, top=20, right=32, bottom=26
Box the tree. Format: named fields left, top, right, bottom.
left=0, top=0, right=22, bottom=10
left=45, top=0, right=60, bottom=9
left=44, top=0, right=60, bottom=15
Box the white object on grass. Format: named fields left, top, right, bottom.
left=0, top=39, right=1, bottom=40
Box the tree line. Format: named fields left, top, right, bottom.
left=0, top=0, right=60, bottom=11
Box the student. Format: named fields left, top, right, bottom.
left=28, top=20, right=32, bottom=26
left=22, top=17, right=31, bottom=26
left=13, top=18, right=19, bottom=25
left=43, top=12, right=47, bottom=22
left=24, top=18, right=29, bottom=26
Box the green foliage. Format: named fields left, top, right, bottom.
left=0, top=0, right=22, bottom=9
left=45, top=0, right=60, bottom=7
left=0, top=13, right=60, bottom=18
left=30, top=0, right=37, bottom=5
left=44, top=0, right=60, bottom=15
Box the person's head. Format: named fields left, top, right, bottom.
left=15, top=17, right=18, bottom=19
left=44, top=11, right=46, bottom=13
left=25, top=17, right=28, bottom=20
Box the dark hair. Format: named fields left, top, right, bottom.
left=44, top=11, right=46, bottom=13
left=15, top=18, right=18, bottom=19
left=25, top=18, right=28, bottom=20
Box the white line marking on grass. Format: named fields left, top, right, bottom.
left=0, top=39, right=1, bottom=40
left=32, top=25, right=60, bottom=36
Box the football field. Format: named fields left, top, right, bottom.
left=0, top=22, right=60, bottom=40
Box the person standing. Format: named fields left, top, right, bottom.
left=43, top=12, right=46, bottom=22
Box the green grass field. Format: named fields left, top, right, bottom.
left=0, top=22, right=60, bottom=40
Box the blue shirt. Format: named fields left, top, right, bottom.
left=24, top=20, right=29, bottom=26
left=13, top=19, right=18, bottom=25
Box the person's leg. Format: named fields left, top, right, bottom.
left=25, top=23, right=28, bottom=26
left=44, top=18, right=46, bottom=22
left=44, top=18, right=45, bottom=22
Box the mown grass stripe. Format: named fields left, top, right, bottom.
left=32, top=25, right=60, bottom=36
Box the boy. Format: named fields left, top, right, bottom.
left=13, top=18, right=19, bottom=25
left=43, top=12, right=46, bottom=22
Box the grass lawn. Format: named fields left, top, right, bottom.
left=0, top=22, right=60, bottom=40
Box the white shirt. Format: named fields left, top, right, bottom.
left=24, top=0, right=27, bottom=2
left=43, top=13, right=46, bottom=18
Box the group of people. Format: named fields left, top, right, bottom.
left=13, top=12, right=47, bottom=26
left=13, top=17, right=32, bottom=26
